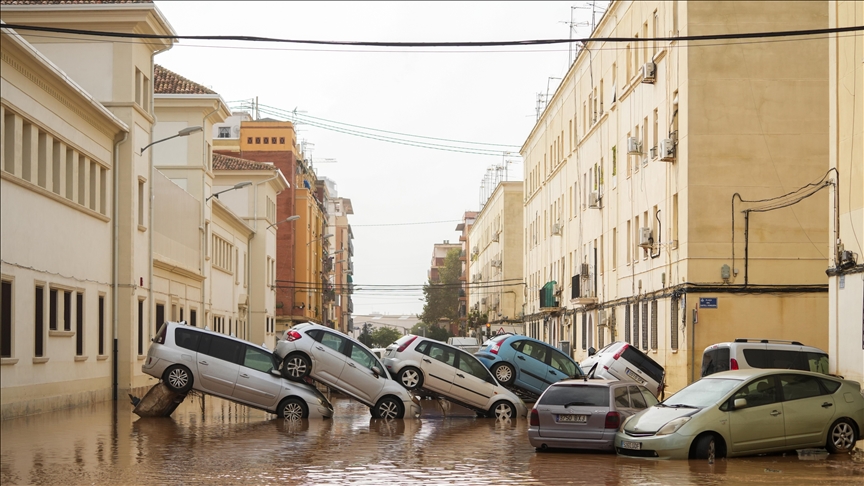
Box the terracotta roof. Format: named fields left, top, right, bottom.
left=154, top=64, right=216, bottom=95
left=213, top=153, right=275, bottom=171
left=0, top=1, right=152, bottom=4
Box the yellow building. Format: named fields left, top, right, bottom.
left=827, top=0, right=863, bottom=383
left=522, top=0, right=831, bottom=392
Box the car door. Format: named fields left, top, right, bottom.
left=512, top=340, right=550, bottom=393
left=728, top=376, right=787, bottom=454
left=450, top=350, right=496, bottom=409
left=778, top=373, right=836, bottom=448
left=196, top=334, right=242, bottom=397
left=419, top=342, right=457, bottom=396
left=310, top=331, right=349, bottom=386
left=232, top=345, right=282, bottom=409
left=547, top=347, right=578, bottom=383
left=337, top=342, right=386, bottom=405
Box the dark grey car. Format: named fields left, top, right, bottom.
left=528, top=379, right=658, bottom=451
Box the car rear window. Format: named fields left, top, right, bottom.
left=742, top=349, right=826, bottom=373
left=539, top=385, right=610, bottom=407
left=701, top=347, right=730, bottom=377
left=175, top=328, right=202, bottom=351
left=621, top=346, right=664, bottom=384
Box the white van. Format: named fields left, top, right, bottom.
left=700, top=338, right=830, bottom=377
left=447, top=337, right=480, bottom=354
left=579, top=342, right=665, bottom=397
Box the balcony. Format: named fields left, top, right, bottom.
left=459, top=235, right=466, bottom=242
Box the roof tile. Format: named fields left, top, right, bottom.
left=213, top=153, right=275, bottom=171
left=154, top=64, right=216, bottom=95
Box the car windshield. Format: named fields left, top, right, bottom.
left=661, top=377, right=741, bottom=408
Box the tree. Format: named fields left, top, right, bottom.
left=419, top=248, right=461, bottom=327
left=409, top=323, right=452, bottom=342
left=370, top=327, right=402, bottom=348
left=357, top=322, right=373, bottom=348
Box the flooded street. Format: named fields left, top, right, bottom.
left=2, top=394, right=862, bottom=485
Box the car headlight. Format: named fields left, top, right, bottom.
left=656, top=417, right=691, bottom=436
left=619, top=414, right=635, bottom=433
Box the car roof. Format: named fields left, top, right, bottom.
left=703, top=340, right=826, bottom=353
left=165, top=321, right=273, bottom=354
left=293, top=322, right=377, bottom=353
left=551, top=378, right=626, bottom=388
left=701, top=368, right=838, bottom=381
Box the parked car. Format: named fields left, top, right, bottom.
left=382, top=334, right=528, bottom=419
left=529, top=379, right=658, bottom=451
left=701, top=339, right=830, bottom=377
left=475, top=334, right=584, bottom=397
left=142, top=321, right=333, bottom=420
left=274, top=323, right=421, bottom=419
left=615, top=369, right=864, bottom=459
left=447, top=336, right=480, bottom=354
left=580, top=342, right=665, bottom=397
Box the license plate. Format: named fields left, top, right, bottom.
left=625, top=367, right=647, bottom=385
left=558, top=414, right=588, bottom=423
left=620, top=440, right=642, bottom=450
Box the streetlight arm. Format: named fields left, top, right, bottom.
left=139, top=126, right=202, bottom=155
left=206, top=181, right=253, bottom=201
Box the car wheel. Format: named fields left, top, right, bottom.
left=373, top=396, right=404, bottom=420
left=692, top=434, right=719, bottom=460
left=492, top=363, right=516, bottom=386
left=163, top=365, right=193, bottom=393
left=490, top=400, right=516, bottom=420
left=277, top=397, right=308, bottom=420
left=281, top=353, right=311, bottom=381
left=826, top=418, right=857, bottom=454
left=398, top=367, right=423, bottom=391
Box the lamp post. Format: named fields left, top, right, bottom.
left=140, top=126, right=202, bottom=155
left=307, top=233, right=334, bottom=246
left=207, top=181, right=253, bottom=201
left=266, top=215, right=299, bottom=230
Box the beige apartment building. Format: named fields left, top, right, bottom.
left=455, top=211, right=477, bottom=334
left=827, top=0, right=863, bottom=383
left=522, top=0, right=831, bottom=392
left=467, top=182, right=525, bottom=337
left=323, top=180, right=355, bottom=335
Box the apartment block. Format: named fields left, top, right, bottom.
left=522, top=0, right=830, bottom=392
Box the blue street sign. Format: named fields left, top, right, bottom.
left=699, top=297, right=718, bottom=309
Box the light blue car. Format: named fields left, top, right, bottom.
left=475, top=334, right=584, bottom=397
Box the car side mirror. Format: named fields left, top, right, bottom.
left=588, top=347, right=596, bottom=357
left=270, top=369, right=282, bottom=377
left=733, top=398, right=747, bottom=409
left=371, top=366, right=382, bottom=378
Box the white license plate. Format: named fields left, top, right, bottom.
left=620, top=440, right=642, bottom=450
left=558, top=414, right=588, bottom=423
left=625, top=367, right=647, bottom=385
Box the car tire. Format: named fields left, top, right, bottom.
left=826, top=418, right=857, bottom=454
left=490, top=400, right=516, bottom=420
left=692, top=434, right=719, bottom=460
left=398, top=367, right=423, bottom=391
left=492, top=363, right=516, bottom=386
left=163, top=365, right=193, bottom=393
left=281, top=353, right=311, bottom=381
left=373, top=396, right=404, bottom=420
left=277, top=397, right=308, bottom=420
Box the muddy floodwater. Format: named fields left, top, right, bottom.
left=2, top=394, right=862, bottom=485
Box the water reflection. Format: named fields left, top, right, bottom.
left=1, top=395, right=862, bottom=485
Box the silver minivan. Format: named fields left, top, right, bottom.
left=143, top=321, right=333, bottom=419
left=701, top=339, right=830, bottom=377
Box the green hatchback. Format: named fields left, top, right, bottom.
left=615, top=369, right=864, bottom=459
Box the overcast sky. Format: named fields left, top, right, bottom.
left=154, top=1, right=607, bottom=316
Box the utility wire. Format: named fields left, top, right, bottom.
left=3, top=23, right=862, bottom=47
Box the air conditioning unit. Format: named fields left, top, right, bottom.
left=660, top=138, right=676, bottom=161
left=491, top=231, right=500, bottom=242
left=588, top=192, right=600, bottom=208
left=580, top=263, right=590, bottom=277
left=639, top=227, right=654, bottom=248
left=627, top=137, right=641, bottom=155
left=641, top=62, right=656, bottom=83
left=551, top=223, right=562, bottom=235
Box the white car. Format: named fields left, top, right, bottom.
left=701, top=338, right=830, bottom=377
left=580, top=342, right=666, bottom=397
left=142, top=321, right=333, bottom=420
left=382, top=334, right=528, bottom=419
left=274, top=323, right=421, bottom=419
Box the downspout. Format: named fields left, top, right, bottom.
left=112, top=131, right=127, bottom=402
left=251, top=175, right=280, bottom=336
left=201, top=105, right=220, bottom=327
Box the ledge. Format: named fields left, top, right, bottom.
left=1, top=358, right=19, bottom=365
left=74, top=355, right=88, bottom=362
left=49, top=330, right=75, bottom=337
left=97, top=355, right=109, bottom=361
left=32, top=357, right=49, bottom=364
left=137, top=355, right=146, bottom=361
left=138, top=224, right=147, bottom=232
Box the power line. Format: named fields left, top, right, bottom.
left=351, top=219, right=462, bottom=227
left=3, top=23, right=862, bottom=47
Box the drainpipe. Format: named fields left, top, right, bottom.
left=251, top=175, right=280, bottom=336
left=112, top=131, right=127, bottom=402
left=201, top=105, right=220, bottom=326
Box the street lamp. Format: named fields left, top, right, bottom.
left=307, top=233, right=333, bottom=246
left=266, top=215, right=299, bottom=230
left=139, top=126, right=203, bottom=155
left=207, top=181, right=252, bottom=201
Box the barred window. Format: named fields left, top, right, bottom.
left=624, top=304, right=631, bottom=343
left=641, top=301, right=649, bottom=350
left=671, top=297, right=679, bottom=350
left=632, top=303, right=639, bottom=349
left=581, top=313, right=587, bottom=350
left=650, top=300, right=658, bottom=350
left=212, top=234, right=235, bottom=273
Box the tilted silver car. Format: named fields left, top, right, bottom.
left=529, top=379, right=658, bottom=451
left=274, top=323, right=421, bottom=419
left=142, top=321, right=333, bottom=420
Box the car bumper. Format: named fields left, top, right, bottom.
left=405, top=401, right=422, bottom=418
left=528, top=429, right=615, bottom=451
left=311, top=404, right=334, bottom=419
left=613, top=431, right=692, bottom=459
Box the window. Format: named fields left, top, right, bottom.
left=176, top=328, right=202, bottom=351
left=671, top=298, right=679, bottom=350
left=206, top=335, right=242, bottom=363
left=653, top=109, right=659, bottom=154
left=650, top=300, right=658, bottom=350
left=138, top=178, right=145, bottom=226
left=320, top=332, right=345, bottom=353
left=539, top=385, right=609, bottom=407
left=612, top=228, right=617, bottom=269
left=733, top=377, right=778, bottom=409
left=271, top=137, right=277, bottom=144
left=247, top=137, right=253, bottom=144
left=624, top=304, right=631, bottom=343
left=630, top=385, right=648, bottom=408
left=632, top=303, right=639, bottom=349
left=212, top=234, right=235, bottom=273
left=549, top=349, right=577, bottom=377
left=49, top=288, right=58, bottom=331
left=76, top=292, right=83, bottom=356
left=641, top=301, right=649, bottom=350
left=138, top=300, right=144, bottom=355
left=581, top=313, right=587, bottom=350
left=263, top=137, right=269, bottom=144
left=98, top=295, right=105, bottom=356
left=428, top=343, right=456, bottom=366
left=35, top=286, right=44, bottom=357
left=457, top=351, right=493, bottom=383
left=156, top=304, right=165, bottom=332
left=243, top=345, right=275, bottom=373
left=218, top=127, right=231, bottom=138
left=279, top=137, right=285, bottom=144
left=348, top=343, right=377, bottom=370
left=1, top=280, right=11, bottom=358
left=190, top=309, right=197, bottom=327
left=63, top=290, right=72, bottom=331
left=255, top=137, right=261, bottom=144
